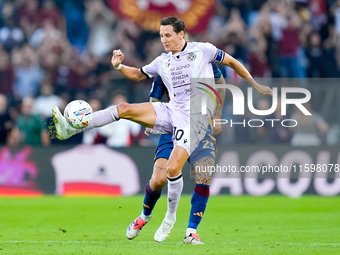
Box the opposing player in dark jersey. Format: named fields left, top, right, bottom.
left=126, top=63, right=226, bottom=244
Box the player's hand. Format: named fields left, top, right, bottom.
left=212, top=116, right=222, bottom=136
left=111, top=49, right=124, bottom=68
left=254, top=84, right=273, bottom=96
left=144, top=128, right=151, bottom=136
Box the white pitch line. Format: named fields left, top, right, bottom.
left=0, top=241, right=105, bottom=244
left=0, top=241, right=339, bottom=246
left=230, top=242, right=340, bottom=246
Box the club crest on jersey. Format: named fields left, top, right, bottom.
left=187, top=52, right=196, bottom=61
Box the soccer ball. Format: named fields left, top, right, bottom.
left=64, top=100, right=93, bottom=129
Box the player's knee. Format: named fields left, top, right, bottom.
left=150, top=178, right=166, bottom=190
left=117, top=102, right=131, bottom=118
left=166, top=162, right=182, bottom=177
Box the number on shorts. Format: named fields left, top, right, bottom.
left=174, top=127, right=184, bottom=141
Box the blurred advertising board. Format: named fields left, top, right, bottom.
left=0, top=144, right=339, bottom=197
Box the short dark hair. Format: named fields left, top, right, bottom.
left=160, top=17, right=186, bottom=34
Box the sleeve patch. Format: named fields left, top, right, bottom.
left=214, top=49, right=225, bottom=63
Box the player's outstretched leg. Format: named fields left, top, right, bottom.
left=51, top=106, right=78, bottom=140
left=51, top=102, right=156, bottom=140
left=51, top=104, right=120, bottom=140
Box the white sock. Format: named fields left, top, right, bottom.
left=140, top=211, right=151, bottom=222
left=166, top=174, right=183, bottom=221
left=83, top=106, right=118, bottom=131
left=165, top=211, right=176, bottom=222
left=186, top=228, right=196, bottom=236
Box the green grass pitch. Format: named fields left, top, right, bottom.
left=0, top=196, right=339, bottom=254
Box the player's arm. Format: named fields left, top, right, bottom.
left=221, top=54, right=272, bottom=95
left=213, top=75, right=227, bottom=136
left=210, top=63, right=226, bottom=135
left=214, top=75, right=226, bottom=120
left=111, top=49, right=147, bottom=82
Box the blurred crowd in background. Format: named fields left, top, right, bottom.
left=0, top=0, right=339, bottom=148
